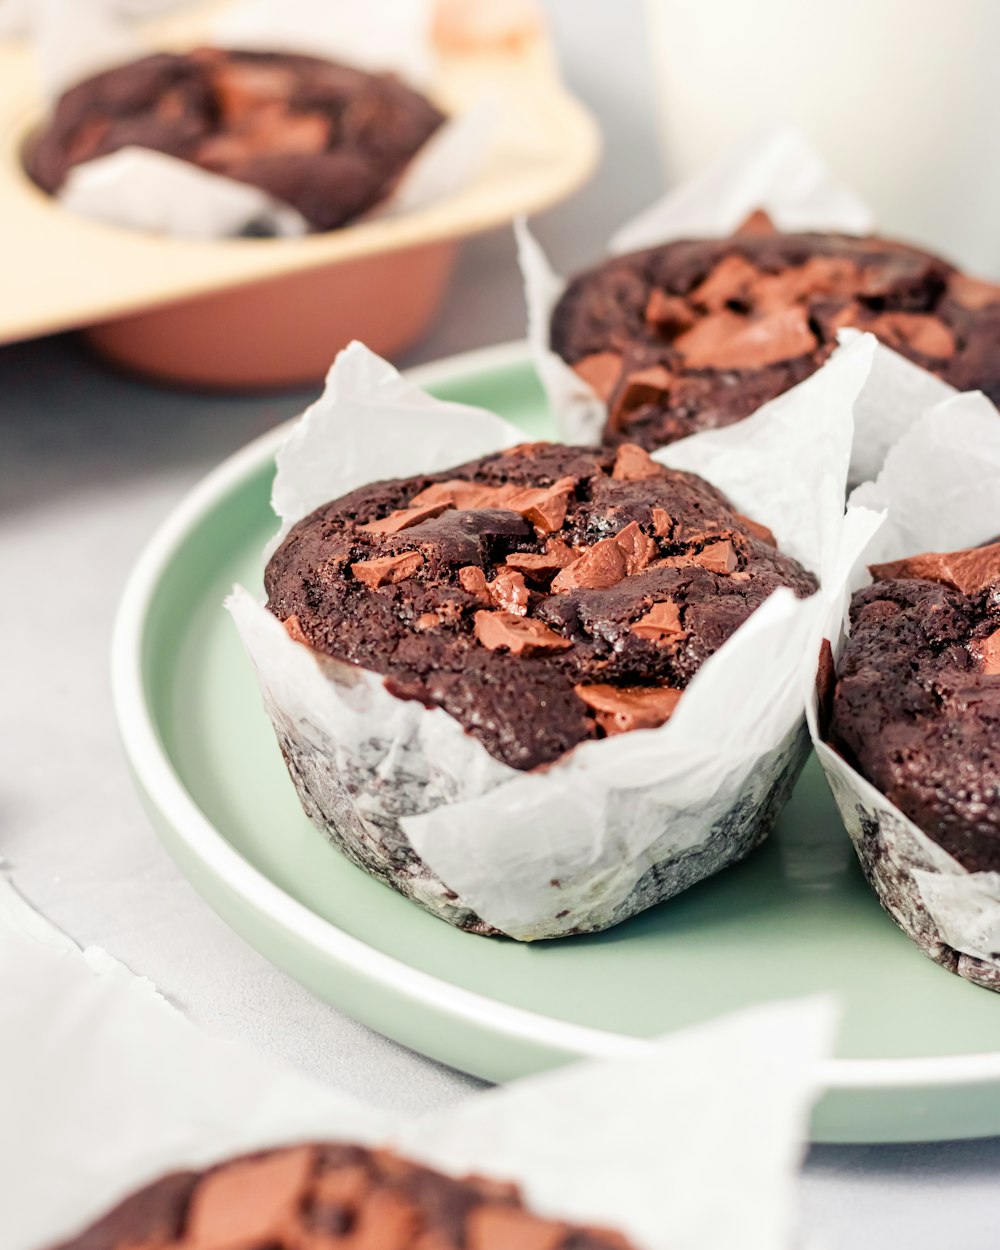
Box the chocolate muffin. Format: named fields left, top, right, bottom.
left=52, top=1142, right=632, bottom=1250
left=26, top=48, right=444, bottom=232
left=551, top=218, right=1000, bottom=449
left=826, top=541, right=1000, bottom=870
left=265, top=440, right=817, bottom=772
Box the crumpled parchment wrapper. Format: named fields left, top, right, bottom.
left=518, top=125, right=959, bottom=486
left=34, top=0, right=493, bottom=240
left=227, top=333, right=878, bottom=942
left=0, top=872, right=836, bottom=1250
left=808, top=387, right=1000, bottom=990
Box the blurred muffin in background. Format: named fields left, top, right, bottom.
left=26, top=47, right=445, bottom=232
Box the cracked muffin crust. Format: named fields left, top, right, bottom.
left=264, top=440, right=817, bottom=771
left=551, top=217, right=1000, bottom=449
left=26, top=48, right=444, bottom=232
left=826, top=541, right=1000, bottom=870
left=52, top=1142, right=633, bottom=1250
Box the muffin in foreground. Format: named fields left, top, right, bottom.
left=823, top=541, right=1000, bottom=989
left=551, top=221, right=1000, bottom=450
left=52, top=1143, right=633, bottom=1250
left=231, top=339, right=866, bottom=940
left=27, top=48, right=444, bottom=232
left=265, top=441, right=817, bottom=771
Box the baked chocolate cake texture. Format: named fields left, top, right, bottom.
left=551, top=216, right=1000, bottom=450
left=264, top=440, right=817, bottom=772
left=27, top=49, right=445, bottom=231
left=53, top=1142, right=634, bottom=1250
left=827, top=540, right=1000, bottom=872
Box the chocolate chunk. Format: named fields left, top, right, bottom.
left=735, top=208, right=777, bottom=235
left=571, top=352, right=622, bottom=400
left=674, top=306, right=817, bottom=370
left=26, top=49, right=445, bottom=232
left=864, top=311, right=956, bottom=359
left=752, top=256, right=861, bottom=311
left=655, top=538, right=739, bottom=575
left=630, top=600, right=685, bottom=643
left=359, top=502, right=451, bottom=534
left=869, top=541, right=1000, bottom=596
left=474, top=610, right=571, bottom=655
left=459, top=565, right=491, bottom=599
left=734, top=512, right=776, bottom=546
left=351, top=551, right=424, bottom=587
left=575, top=683, right=683, bottom=734
left=266, top=443, right=817, bottom=770
left=696, top=539, right=739, bottom=574
left=411, top=479, right=516, bottom=510
left=609, top=366, right=674, bottom=430
left=690, top=254, right=762, bottom=312
left=505, top=546, right=576, bottom=579
left=644, top=288, right=696, bottom=334
left=550, top=230, right=1000, bottom=450
left=551, top=521, right=655, bottom=592
left=282, top=614, right=311, bottom=644
left=611, top=443, right=665, bottom=481
left=186, top=1146, right=315, bottom=1245
left=489, top=569, right=530, bottom=616
left=506, top=477, right=576, bottom=533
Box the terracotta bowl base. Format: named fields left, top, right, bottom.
left=83, top=239, right=459, bottom=390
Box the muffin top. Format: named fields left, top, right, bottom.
left=551, top=219, right=1000, bottom=450
left=826, top=541, right=1000, bottom=870
left=52, top=1142, right=632, bottom=1250
left=265, top=441, right=817, bottom=770
left=27, top=48, right=444, bottom=232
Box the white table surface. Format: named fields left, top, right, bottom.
left=2, top=1, right=1000, bottom=1244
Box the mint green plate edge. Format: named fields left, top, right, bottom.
left=111, top=340, right=1000, bottom=1144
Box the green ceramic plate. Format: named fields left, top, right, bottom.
left=113, top=341, right=1000, bottom=1144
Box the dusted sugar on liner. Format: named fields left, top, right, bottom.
left=264, top=441, right=817, bottom=772
left=50, top=1142, right=634, bottom=1250
left=26, top=48, right=445, bottom=232
left=551, top=225, right=1000, bottom=451
left=821, top=541, right=1000, bottom=990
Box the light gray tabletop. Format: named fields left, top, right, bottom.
left=2, top=1, right=999, bottom=1244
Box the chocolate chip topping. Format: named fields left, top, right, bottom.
left=827, top=543, right=1000, bottom=871
left=868, top=540, right=1000, bottom=597
left=26, top=48, right=444, bottom=232
left=551, top=229, right=1000, bottom=450
left=265, top=442, right=817, bottom=770
left=52, top=1143, right=635, bottom=1250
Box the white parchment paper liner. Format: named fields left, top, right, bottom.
left=519, top=125, right=960, bottom=485
left=35, top=0, right=493, bottom=240
left=807, top=387, right=1000, bottom=990
left=228, top=334, right=878, bottom=941
left=0, top=873, right=836, bottom=1250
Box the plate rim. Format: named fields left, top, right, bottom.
left=111, top=338, right=1000, bottom=1099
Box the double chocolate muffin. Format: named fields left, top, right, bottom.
left=265, top=440, right=817, bottom=771
left=551, top=217, right=1000, bottom=449
left=27, top=49, right=445, bottom=232
left=826, top=541, right=1000, bottom=869
left=52, top=1142, right=632, bottom=1250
